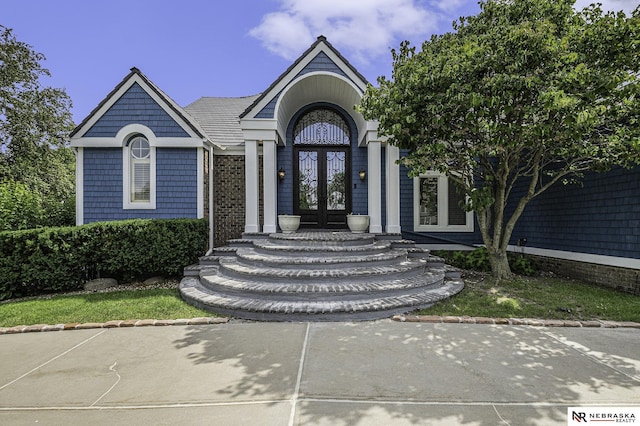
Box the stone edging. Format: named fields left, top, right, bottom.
left=0, top=317, right=229, bottom=335
left=392, top=315, right=640, bottom=328
left=1, top=315, right=639, bottom=335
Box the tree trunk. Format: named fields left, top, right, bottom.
left=487, top=247, right=512, bottom=281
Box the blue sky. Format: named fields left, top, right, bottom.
left=3, top=0, right=637, bottom=124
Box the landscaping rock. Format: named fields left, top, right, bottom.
left=143, top=276, right=165, bottom=286
left=84, top=278, right=118, bottom=291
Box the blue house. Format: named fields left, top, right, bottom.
left=71, top=36, right=639, bottom=291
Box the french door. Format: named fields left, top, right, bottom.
left=294, top=147, right=350, bottom=228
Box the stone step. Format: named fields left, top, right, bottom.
left=217, top=256, right=428, bottom=283
left=213, top=247, right=238, bottom=256
left=406, top=247, right=431, bottom=259
left=445, top=265, right=462, bottom=279
left=235, top=247, right=407, bottom=269
left=184, top=264, right=219, bottom=277
left=372, top=233, right=403, bottom=241
left=426, top=255, right=445, bottom=268
left=198, top=269, right=445, bottom=299
left=180, top=276, right=464, bottom=321
left=198, top=255, right=223, bottom=265
left=228, top=239, right=255, bottom=248
left=389, top=239, right=418, bottom=248
left=268, top=232, right=375, bottom=247
left=251, top=239, right=392, bottom=255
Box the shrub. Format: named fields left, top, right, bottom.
left=0, top=180, right=44, bottom=231
left=434, top=247, right=537, bottom=276
left=0, top=218, right=208, bottom=300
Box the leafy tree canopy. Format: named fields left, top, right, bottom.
left=0, top=25, right=75, bottom=228
left=359, top=0, right=640, bottom=279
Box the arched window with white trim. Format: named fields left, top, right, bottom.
left=129, top=136, right=151, bottom=202
left=123, top=132, right=156, bottom=209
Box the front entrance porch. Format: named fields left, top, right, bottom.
left=181, top=231, right=464, bottom=321
left=242, top=138, right=403, bottom=235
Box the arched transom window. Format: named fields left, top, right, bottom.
left=293, top=109, right=350, bottom=145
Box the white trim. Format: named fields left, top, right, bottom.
left=245, top=140, right=260, bottom=233
left=70, top=136, right=204, bottom=148
left=271, top=71, right=367, bottom=143
left=242, top=42, right=367, bottom=119
left=367, top=141, right=383, bottom=233
left=72, top=73, right=200, bottom=140
left=75, top=148, right=84, bottom=225
left=241, top=119, right=278, bottom=130
left=386, top=145, right=401, bottom=234
left=242, top=128, right=278, bottom=143
left=122, top=127, right=156, bottom=210
left=208, top=147, right=214, bottom=252
left=413, top=172, right=474, bottom=232
left=212, top=145, right=243, bottom=156
left=507, top=245, right=640, bottom=270
left=262, top=140, right=278, bottom=233
left=197, top=147, right=204, bottom=219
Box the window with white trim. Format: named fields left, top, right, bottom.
left=414, top=172, right=473, bottom=232
left=130, top=137, right=151, bottom=202
left=123, top=134, right=155, bottom=209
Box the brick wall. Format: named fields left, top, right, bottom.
left=212, top=154, right=265, bottom=247
left=213, top=155, right=245, bottom=246
left=528, top=255, right=640, bottom=295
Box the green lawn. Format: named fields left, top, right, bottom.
left=418, top=273, right=640, bottom=322
left=0, top=275, right=638, bottom=328
left=0, top=288, right=212, bottom=328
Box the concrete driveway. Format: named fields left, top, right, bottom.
left=1, top=321, right=639, bottom=425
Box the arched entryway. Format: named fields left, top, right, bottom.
left=292, top=108, right=352, bottom=228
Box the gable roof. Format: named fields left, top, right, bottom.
left=185, top=95, right=260, bottom=147
left=70, top=67, right=209, bottom=141
left=239, top=35, right=369, bottom=119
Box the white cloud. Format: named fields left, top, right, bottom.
left=250, top=0, right=639, bottom=65
left=249, top=0, right=440, bottom=62
left=573, top=0, right=638, bottom=14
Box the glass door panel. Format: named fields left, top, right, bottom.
left=298, top=151, right=318, bottom=211
left=326, top=151, right=346, bottom=211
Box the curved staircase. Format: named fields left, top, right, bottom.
left=179, top=232, right=464, bottom=321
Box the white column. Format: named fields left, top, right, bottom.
left=262, top=140, right=277, bottom=233
left=196, top=147, right=204, bottom=219
left=367, top=141, right=382, bottom=234
left=244, top=140, right=260, bottom=233
left=386, top=144, right=401, bottom=234
left=208, top=148, right=214, bottom=252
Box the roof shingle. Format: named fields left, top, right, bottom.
left=185, top=95, right=260, bottom=147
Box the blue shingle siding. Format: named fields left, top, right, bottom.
left=297, top=52, right=347, bottom=79
left=277, top=144, right=294, bottom=215
left=83, top=148, right=122, bottom=222
left=255, top=53, right=351, bottom=119
left=255, top=95, right=279, bottom=119
left=156, top=148, right=198, bottom=216
left=351, top=145, right=368, bottom=215
left=511, top=166, right=640, bottom=258
left=84, top=83, right=189, bottom=137
left=83, top=147, right=198, bottom=223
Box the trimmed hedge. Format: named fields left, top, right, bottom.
left=0, top=219, right=208, bottom=300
